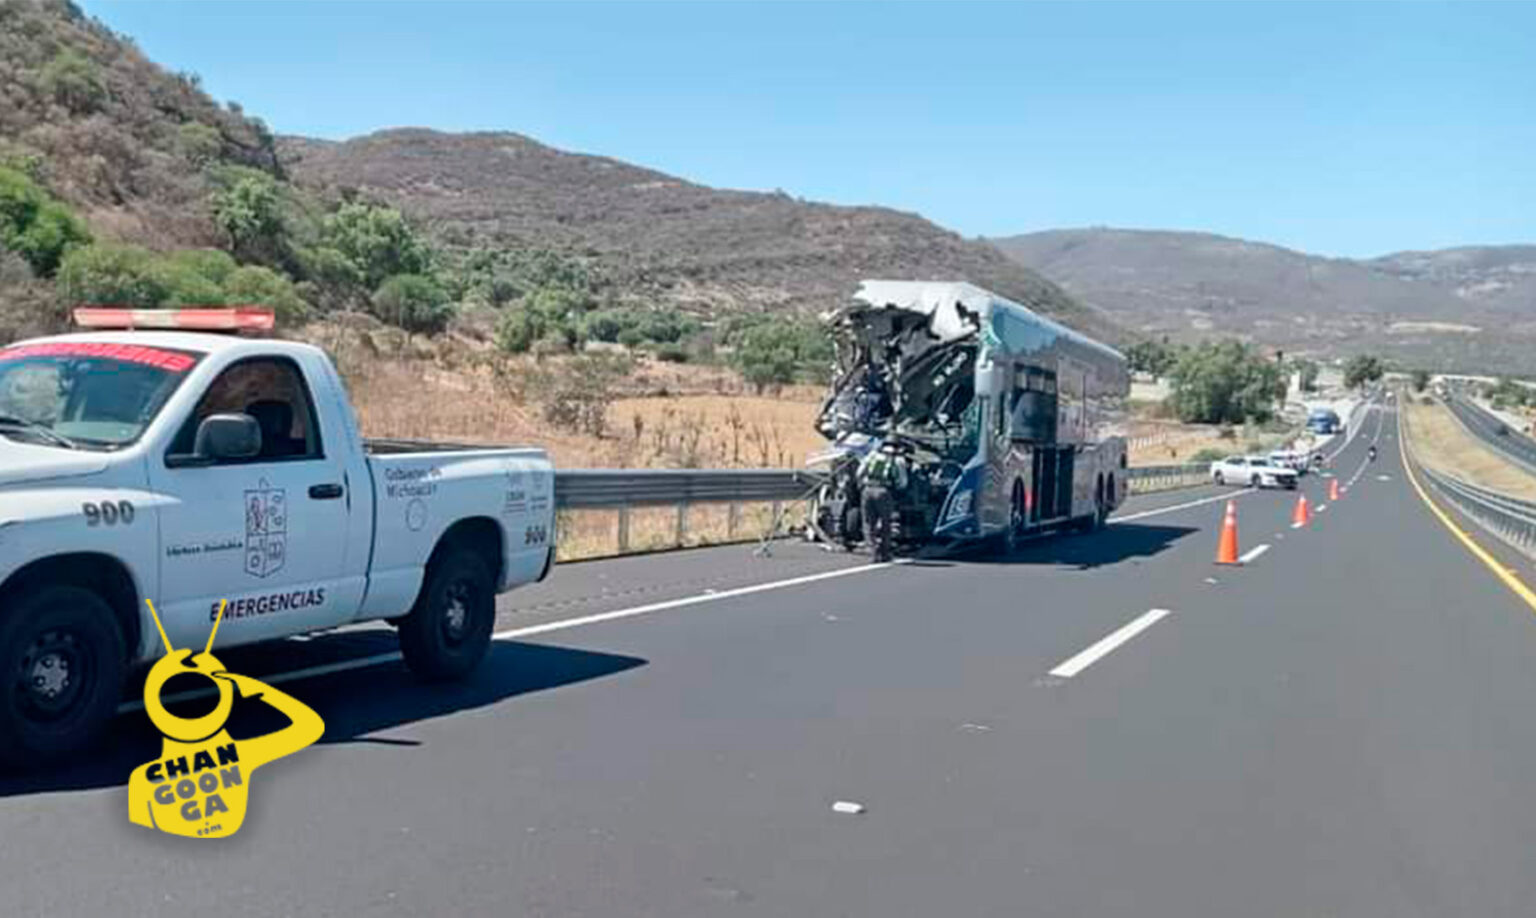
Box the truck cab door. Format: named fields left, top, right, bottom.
left=147, top=355, right=354, bottom=649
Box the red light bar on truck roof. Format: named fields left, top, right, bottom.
left=72, top=307, right=275, bottom=334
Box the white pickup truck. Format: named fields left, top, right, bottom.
left=0, top=312, right=555, bottom=765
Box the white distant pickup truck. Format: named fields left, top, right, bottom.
left=0, top=309, right=555, bottom=765
left=1209, top=455, right=1299, bottom=489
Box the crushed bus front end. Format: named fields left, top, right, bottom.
left=808, top=280, right=1130, bottom=554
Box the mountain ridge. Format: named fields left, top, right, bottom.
left=990, top=227, right=1536, bottom=371
left=274, top=127, right=1116, bottom=337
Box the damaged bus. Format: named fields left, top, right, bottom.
left=808, top=280, right=1130, bottom=554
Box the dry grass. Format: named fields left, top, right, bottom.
left=555, top=502, right=805, bottom=561
left=1402, top=399, right=1536, bottom=500
left=1126, top=421, right=1305, bottom=466
left=613, top=391, right=825, bottom=469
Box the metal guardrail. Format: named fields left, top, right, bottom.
left=1416, top=463, right=1536, bottom=557
left=560, top=463, right=1214, bottom=511
left=1400, top=402, right=1536, bottom=558
left=555, top=469, right=823, bottom=509
left=1125, top=463, right=1210, bottom=493
left=552, top=460, right=1222, bottom=557
left=555, top=468, right=825, bottom=554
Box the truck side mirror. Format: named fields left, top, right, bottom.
left=168, top=414, right=262, bottom=466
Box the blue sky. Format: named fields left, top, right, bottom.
left=81, top=1, right=1535, bottom=258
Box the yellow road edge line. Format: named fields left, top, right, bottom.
left=1398, top=401, right=1536, bottom=613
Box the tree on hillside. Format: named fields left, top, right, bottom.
left=322, top=203, right=434, bottom=290
left=1343, top=354, right=1385, bottom=390
left=1125, top=338, right=1178, bottom=378
left=371, top=273, right=452, bottom=334
left=1166, top=339, right=1286, bottom=424
left=732, top=319, right=833, bottom=393
left=212, top=171, right=284, bottom=264
left=1294, top=359, right=1320, bottom=393
left=1411, top=369, right=1431, bottom=393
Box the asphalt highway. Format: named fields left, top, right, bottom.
left=7, top=400, right=1536, bottom=917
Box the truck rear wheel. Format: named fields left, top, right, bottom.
left=399, top=550, right=495, bottom=682
left=0, top=586, right=126, bottom=769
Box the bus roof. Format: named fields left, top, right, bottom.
left=850, top=280, right=1128, bottom=391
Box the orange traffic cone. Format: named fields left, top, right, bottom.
left=1292, top=494, right=1310, bottom=528
left=1329, top=478, right=1340, bottom=502
left=1215, top=499, right=1241, bottom=564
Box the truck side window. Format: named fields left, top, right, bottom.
left=169, top=357, right=323, bottom=462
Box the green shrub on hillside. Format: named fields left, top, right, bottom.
left=323, top=203, right=434, bottom=290
left=39, top=49, right=105, bottom=114
left=726, top=316, right=835, bottom=391
left=0, top=165, right=91, bottom=276
left=56, top=243, right=166, bottom=306
left=164, top=248, right=237, bottom=286
left=494, top=308, right=543, bottom=354
left=54, top=243, right=309, bottom=322
left=175, top=122, right=223, bottom=166
left=211, top=169, right=285, bottom=264
left=371, top=273, right=452, bottom=334
left=579, top=306, right=699, bottom=346
left=224, top=265, right=308, bottom=323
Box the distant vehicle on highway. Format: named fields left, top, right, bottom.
left=809, top=281, right=1130, bottom=555
left=0, top=308, right=556, bottom=766
left=1210, top=455, right=1300, bottom=489
left=1306, top=407, right=1342, bottom=435
left=1267, top=449, right=1313, bottom=474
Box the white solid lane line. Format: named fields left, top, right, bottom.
left=1113, top=488, right=1255, bottom=524
left=490, top=561, right=904, bottom=641
left=125, top=483, right=1266, bottom=709
left=1049, top=609, right=1173, bottom=679
left=1238, top=544, right=1270, bottom=564
left=120, top=559, right=906, bottom=712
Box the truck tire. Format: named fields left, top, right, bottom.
left=399, top=549, right=495, bottom=682
left=0, top=585, right=126, bottom=769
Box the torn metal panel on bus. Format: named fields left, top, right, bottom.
left=809, top=280, right=1130, bottom=553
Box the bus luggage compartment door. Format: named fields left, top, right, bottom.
left=1032, top=448, right=1056, bottom=521
left=1056, top=448, right=1075, bottom=520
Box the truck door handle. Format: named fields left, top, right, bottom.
left=309, top=483, right=344, bottom=500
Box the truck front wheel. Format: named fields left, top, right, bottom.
left=0, top=586, right=126, bottom=769
left=399, top=550, right=496, bottom=682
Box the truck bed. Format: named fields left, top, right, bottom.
left=365, top=437, right=520, bottom=455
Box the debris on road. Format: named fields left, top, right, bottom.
left=832, top=800, right=866, bottom=815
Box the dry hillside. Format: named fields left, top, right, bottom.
left=278, top=129, right=1117, bottom=338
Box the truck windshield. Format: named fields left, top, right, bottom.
left=0, top=342, right=201, bottom=449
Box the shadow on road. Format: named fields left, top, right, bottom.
left=960, top=522, right=1198, bottom=569
left=0, top=640, right=644, bottom=798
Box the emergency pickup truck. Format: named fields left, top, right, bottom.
left=0, top=309, right=555, bottom=766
